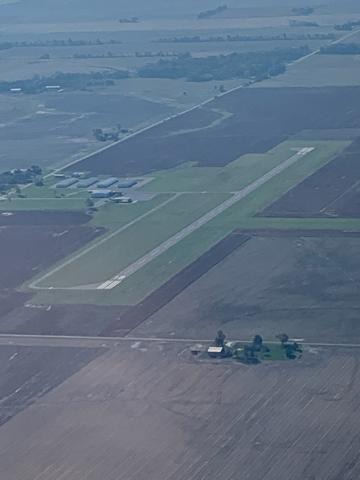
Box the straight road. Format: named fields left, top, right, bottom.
left=0, top=332, right=359, bottom=350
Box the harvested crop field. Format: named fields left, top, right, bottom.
left=132, top=230, right=360, bottom=344
left=67, top=86, right=360, bottom=176
left=0, top=225, right=104, bottom=289
left=105, top=228, right=360, bottom=337
left=0, top=303, right=130, bottom=337
left=0, top=217, right=105, bottom=331
left=0, top=344, right=101, bottom=426
left=262, top=137, right=360, bottom=218
left=2, top=342, right=360, bottom=480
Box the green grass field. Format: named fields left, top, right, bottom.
left=144, top=139, right=348, bottom=195
left=33, top=192, right=229, bottom=288
left=28, top=137, right=360, bottom=306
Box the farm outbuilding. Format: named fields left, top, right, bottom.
left=117, top=179, right=137, bottom=188
left=90, top=189, right=113, bottom=199
left=97, top=177, right=118, bottom=188
left=77, top=177, right=98, bottom=188
left=55, top=178, right=78, bottom=188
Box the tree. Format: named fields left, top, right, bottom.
left=253, top=334, right=263, bottom=351
left=30, top=165, right=42, bottom=175
left=214, top=330, right=226, bottom=348
left=85, top=198, right=95, bottom=208
left=34, top=177, right=44, bottom=187
left=276, top=333, right=289, bottom=346
left=243, top=345, right=258, bottom=364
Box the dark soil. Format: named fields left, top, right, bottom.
left=261, top=137, right=360, bottom=218
left=66, top=87, right=360, bottom=176
left=0, top=211, right=91, bottom=225
left=0, top=225, right=104, bottom=289
left=0, top=345, right=101, bottom=426
left=0, top=303, right=130, bottom=337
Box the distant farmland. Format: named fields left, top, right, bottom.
left=66, top=86, right=360, bottom=176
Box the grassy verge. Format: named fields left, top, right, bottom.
left=35, top=192, right=229, bottom=288
left=143, top=140, right=348, bottom=193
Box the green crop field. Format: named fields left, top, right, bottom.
left=27, top=136, right=360, bottom=307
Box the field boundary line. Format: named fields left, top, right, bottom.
left=320, top=178, right=360, bottom=214
left=96, top=147, right=314, bottom=289
left=1, top=333, right=360, bottom=349
left=29, top=193, right=181, bottom=289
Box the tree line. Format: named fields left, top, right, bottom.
left=138, top=46, right=310, bottom=82
left=320, top=43, right=360, bottom=55
left=198, top=4, right=227, bottom=19
left=2, top=46, right=311, bottom=93
left=291, top=7, right=314, bottom=16
left=0, top=70, right=129, bottom=94
left=0, top=166, right=42, bottom=194
left=289, top=20, right=319, bottom=27
left=0, top=38, right=123, bottom=51
left=334, top=20, right=360, bottom=31
left=71, top=51, right=179, bottom=59
left=157, top=33, right=335, bottom=44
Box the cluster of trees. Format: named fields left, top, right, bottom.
left=138, top=46, right=310, bottom=82
left=1, top=70, right=129, bottom=94
left=275, top=334, right=302, bottom=359
left=211, top=331, right=302, bottom=363
left=157, top=33, right=335, bottom=44
left=235, top=335, right=269, bottom=364
left=198, top=4, right=227, bottom=19
left=118, top=17, right=139, bottom=23
left=334, top=20, right=360, bottom=31
left=291, top=7, right=314, bottom=16
left=93, top=128, right=120, bottom=142
left=0, top=165, right=42, bottom=194
left=72, top=51, right=179, bottom=59
left=93, top=125, right=130, bottom=142
left=320, top=43, right=360, bottom=55
left=289, top=20, right=319, bottom=27
left=0, top=38, right=123, bottom=50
